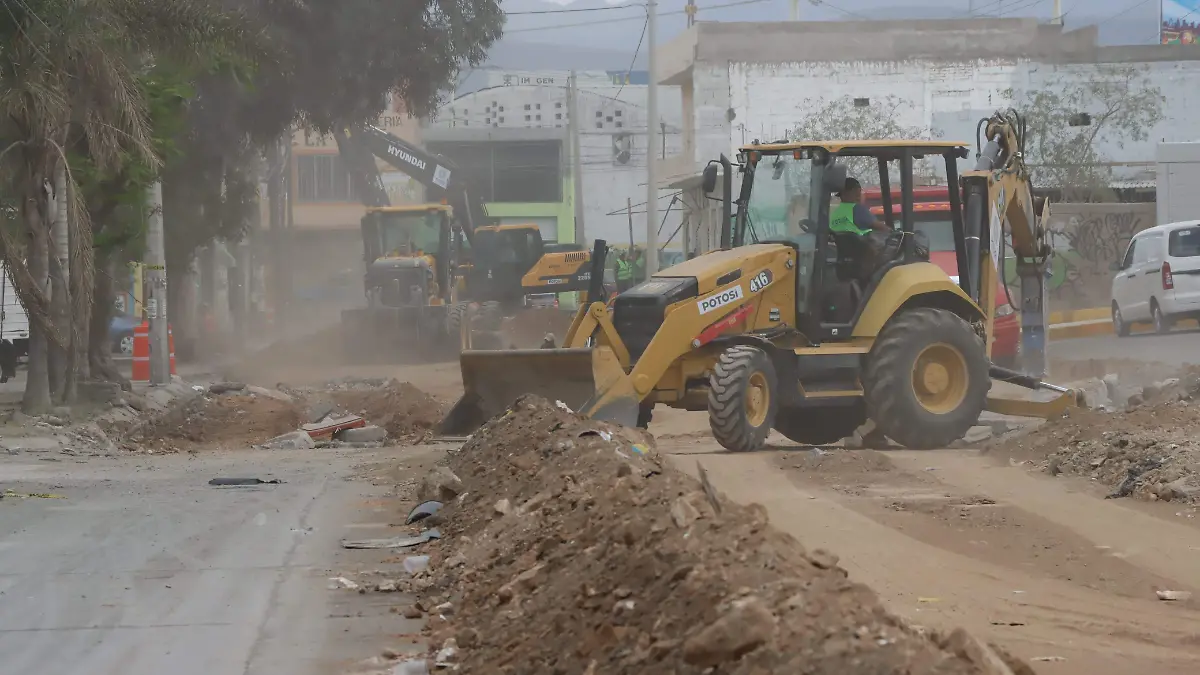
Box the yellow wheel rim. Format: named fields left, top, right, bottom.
left=746, top=371, right=770, bottom=427
left=911, top=343, right=969, bottom=414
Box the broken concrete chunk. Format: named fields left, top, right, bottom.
left=417, top=466, right=463, bottom=503
left=335, top=425, right=388, bottom=443
left=681, top=596, right=777, bottom=667
left=261, top=430, right=316, bottom=450
left=669, top=495, right=702, bottom=528
left=246, top=385, right=294, bottom=404
left=1156, top=589, right=1192, bottom=601
left=208, top=381, right=246, bottom=395
left=493, top=498, right=512, bottom=516
left=305, top=398, right=337, bottom=423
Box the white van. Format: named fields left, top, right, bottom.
left=2, top=262, right=30, bottom=357
left=1111, top=220, right=1200, bottom=336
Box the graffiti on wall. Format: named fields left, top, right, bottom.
left=1004, top=204, right=1154, bottom=311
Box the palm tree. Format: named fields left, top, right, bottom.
left=0, top=0, right=265, bottom=412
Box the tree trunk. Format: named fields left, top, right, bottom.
left=21, top=199, right=52, bottom=414
left=88, top=252, right=129, bottom=388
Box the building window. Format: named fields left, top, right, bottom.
left=296, top=154, right=355, bottom=202
left=427, top=140, right=562, bottom=203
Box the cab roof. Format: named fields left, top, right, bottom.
left=739, top=139, right=970, bottom=155
left=365, top=204, right=451, bottom=214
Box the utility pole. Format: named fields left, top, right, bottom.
left=568, top=71, right=585, bottom=244
left=145, top=182, right=170, bottom=385
left=1051, top=0, right=1062, bottom=24
left=645, top=0, right=660, bottom=276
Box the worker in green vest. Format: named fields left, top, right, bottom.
left=830, top=177, right=887, bottom=236
left=615, top=250, right=634, bottom=292
left=829, top=177, right=890, bottom=282
left=631, top=246, right=646, bottom=283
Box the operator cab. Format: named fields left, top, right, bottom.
left=360, top=205, right=453, bottom=307
left=704, top=140, right=971, bottom=342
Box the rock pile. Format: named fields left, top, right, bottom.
left=990, top=368, right=1200, bottom=502
left=398, top=396, right=1029, bottom=675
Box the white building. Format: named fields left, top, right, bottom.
left=656, top=18, right=1200, bottom=252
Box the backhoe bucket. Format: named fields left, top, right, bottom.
left=984, top=364, right=1081, bottom=419
left=438, top=346, right=637, bottom=436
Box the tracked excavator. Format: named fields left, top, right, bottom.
left=338, top=125, right=597, bottom=359
left=438, top=110, right=1078, bottom=450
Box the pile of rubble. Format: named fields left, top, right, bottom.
left=990, top=368, right=1200, bottom=502
left=120, top=378, right=444, bottom=453
left=377, top=396, right=1030, bottom=675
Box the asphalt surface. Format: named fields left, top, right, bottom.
left=0, top=447, right=381, bottom=675
left=1051, top=327, right=1200, bottom=367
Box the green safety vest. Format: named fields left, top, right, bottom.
left=616, top=259, right=633, bottom=280
left=830, top=202, right=870, bottom=236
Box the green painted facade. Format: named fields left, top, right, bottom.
left=484, top=176, right=576, bottom=244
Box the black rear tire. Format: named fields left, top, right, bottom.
left=863, top=307, right=989, bottom=450
left=708, top=345, right=779, bottom=452
left=774, top=402, right=866, bottom=446
left=1152, top=301, right=1172, bottom=335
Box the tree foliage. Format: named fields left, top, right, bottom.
left=788, top=95, right=939, bottom=183
left=0, top=0, right=267, bottom=410
left=1005, top=65, right=1165, bottom=202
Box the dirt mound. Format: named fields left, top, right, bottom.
left=407, top=397, right=1028, bottom=674
left=129, top=393, right=303, bottom=452
left=988, top=369, right=1200, bottom=502
left=329, top=379, right=445, bottom=442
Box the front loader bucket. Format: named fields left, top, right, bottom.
left=438, top=346, right=637, bottom=436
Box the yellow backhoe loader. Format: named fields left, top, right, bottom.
left=439, top=111, right=1078, bottom=450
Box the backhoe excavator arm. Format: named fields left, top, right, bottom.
left=340, top=124, right=491, bottom=246
left=960, top=109, right=1053, bottom=378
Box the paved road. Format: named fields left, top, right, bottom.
left=1052, top=327, right=1200, bottom=367
left=0, top=447, right=383, bottom=675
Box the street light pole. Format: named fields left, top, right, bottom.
left=645, top=0, right=660, bottom=276
left=145, top=181, right=170, bottom=385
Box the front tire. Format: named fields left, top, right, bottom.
left=863, top=307, right=989, bottom=450
left=1112, top=303, right=1130, bottom=338
left=708, top=345, right=779, bottom=452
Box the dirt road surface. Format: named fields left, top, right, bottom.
left=652, top=404, right=1200, bottom=675
left=0, top=445, right=432, bottom=675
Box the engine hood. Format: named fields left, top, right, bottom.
left=650, top=244, right=794, bottom=295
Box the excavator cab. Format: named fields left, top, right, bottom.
left=341, top=205, right=457, bottom=362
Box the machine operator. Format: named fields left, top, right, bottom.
left=829, top=177, right=890, bottom=281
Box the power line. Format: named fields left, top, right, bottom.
left=506, top=0, right=771, bottom=34
left=506, top=4, right=638, bottom=15
left=614, top=15, right=650, bottom=101
left=808, top=0, right=871, bottom=21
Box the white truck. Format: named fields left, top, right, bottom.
left=1157, top=142, right=1200, bottom=225
left=1, top=261, right=30, bottom=358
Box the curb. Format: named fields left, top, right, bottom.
left=1048, top=308, right=1112, bottom=341
left=1047, top=307, right=1200, bottom=341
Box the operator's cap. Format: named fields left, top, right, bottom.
left=838, top=177, right=861, bottom=197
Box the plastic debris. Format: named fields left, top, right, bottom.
left=403, top=555, right=431, bottom=575
left=405, top=500, right=443, bottom=524
left=208, top=477, right=283, bottom=486
left=341, top=528, right=441, bottom=550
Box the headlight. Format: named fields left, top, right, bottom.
left=995, top=303, right=1015, bottom=317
